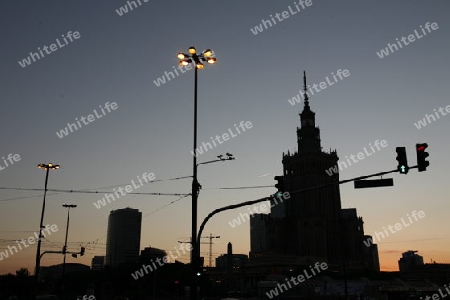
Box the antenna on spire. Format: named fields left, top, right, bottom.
left=303, top=70, right=309, bottom=106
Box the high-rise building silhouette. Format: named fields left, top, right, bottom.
left=250, top=71, right=379, bottom=271
left=105, top=207, right=142, bottom=267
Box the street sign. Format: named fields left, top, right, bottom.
left=354, top=178, right=394, bottom=189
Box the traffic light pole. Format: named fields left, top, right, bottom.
left=195, top=166, right=421, bottom=298
left=196, top=166, right=420, bottom=247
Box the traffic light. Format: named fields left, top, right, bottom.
left=395, top=147, right=409, bottom=174
left=274, top=176, right=284, bottom=196
left=62, top=245, right=67, bottom=254
left=80, top=247, right=85, bottom=256
left=416, top=143, right=429, bottom=172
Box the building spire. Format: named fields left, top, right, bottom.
left=303, top=70, right=309, bottom=108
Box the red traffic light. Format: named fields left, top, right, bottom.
left=417, top=145, right=427, bottom=152
left=416, top=143, right=429, bottom=172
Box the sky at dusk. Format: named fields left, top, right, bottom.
left=1, top=0, right=449, bottom=274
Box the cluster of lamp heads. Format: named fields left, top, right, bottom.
left=37, top=163, right=60, bottom=170
left=177, top=46, right=217, bottom=69
left=217, top=153, right=235, bottom=161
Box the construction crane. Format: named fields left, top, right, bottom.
left=177, top=234, right=220, bottom=267
left=201, top=233, right=220, bottom=267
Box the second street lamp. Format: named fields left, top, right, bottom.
left=61, top=204, right=76, bottom=298
left=34, top=163, right=60, bottom=298
left=177, top=46, right=216, bottom=300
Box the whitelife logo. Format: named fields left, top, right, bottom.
left=414, top=104, right=450, bottom=129
left=0, top=153, right=21, bottom=172
left=250, top=0, right=313, bottom=35
left=93, top=172, right=155, bottom=209
left=325, top=140, right=388, bottom=176
left=131, top=242, right=192, bottom=280
left=376, top=22, right=439, bottom=59
left=288, top=69, right=350, bottom=106
left=265, top=262, right=328, bottom=299
left=153, top=63, right=193, bottom=87
left=228, top=192, right=290, bottom=228
left=18, top=31, right=81, bottom=68
left=55, top=102, right=118, bottom=139
left=191, top=121, right=253, bottom=157
left=0, top=225, right=58, bottom=261
left=363, top=210, right=425, bottom=247
left=115, top=0, right=149, bottom=16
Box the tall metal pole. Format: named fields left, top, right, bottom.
left=191, top=65, right=199, bottom=300
left=34, top=167, right=50, bottom=295
left=340, top=217, right=348, bottom=299
left=61, top=204, right=76, bottom=296
left=153, top=268, right=157, bottom=299
left=178, top=47, right=216, bottom=300
left=62, top=207, right=70, bottom=277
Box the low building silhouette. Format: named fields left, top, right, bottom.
left=399, top=250, right=424, bottom=272
left=91, top=256, right=105, bottom=270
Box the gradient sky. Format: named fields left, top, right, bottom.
left=1, top=0, right=449, bottom=274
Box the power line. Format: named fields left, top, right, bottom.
left=203, top=185, right=274, bottom=190
left=143, top=194, right=190, bottom=217
left=0, top=187, right=188, bottom=198
left=0, top=175, right=192, bottom=202
left=0, top=231, right=36, bottom=233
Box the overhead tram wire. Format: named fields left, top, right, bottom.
left=0, top=177, right=266, bottom=203
left=142, top=194, right=190, bottom=217
left=0, top=174, right=193, bottom=202
left=203, top=185, right=274, bottom=190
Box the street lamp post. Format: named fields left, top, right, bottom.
left=61, top=204, right=77, bottom=297
left=177, top=46, right=217, bottom=300
left=34, top=163, right=60, bottom=297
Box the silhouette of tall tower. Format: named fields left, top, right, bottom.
left=279, top=71, right=342, bottom=264
left=249, top=71, right=377, bottom=270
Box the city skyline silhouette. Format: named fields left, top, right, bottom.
left=0, top=1, right=449, bottom=285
